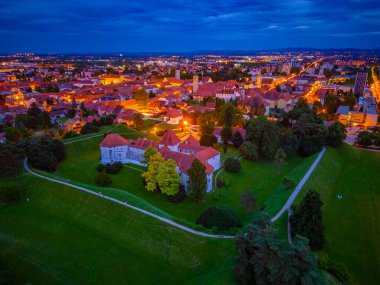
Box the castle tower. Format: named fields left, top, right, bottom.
left=193, top=75, right=199, bottom=93
left=256, top=72, right=262, bottom=89
left=175, top=69, right=180, bottom=80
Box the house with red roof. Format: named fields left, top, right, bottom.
left=99, top=130, right=221, bottom=192
left=163, top=109, right=183, bottom=124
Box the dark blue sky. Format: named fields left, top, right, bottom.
left=1, top=0, right=380, bottom=53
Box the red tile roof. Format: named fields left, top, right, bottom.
left=100, top=134, right=129, bottom=147
left=159, top=129, right=180, bottom=146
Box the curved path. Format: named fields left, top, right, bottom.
left=271, top=147, right=326, bottom=223
left=23, top=159, right=234, bottom=239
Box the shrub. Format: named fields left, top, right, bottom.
left=282, top=177, right=295, bottom=189
left=216, top=178, right=225, bottom=188
left=80, top=123, right=100, bottom=135
left=224, top=158, right=241, bottom=173
left=105, top=162, right=123, bottom=174
left=27, top=145, right=58, bottom=172
left=96, top=163, right=105, bottom=172
left=356, top=131, right=372, bottom=146
left=239, top=141, right=258, bottom=161
left=63, top=130, right=78, bottom=139
left=167, top=185, right=186, bottom=203
left=196, top=206, right=242, bottom=231
left=95, top=171, right=112, bottom=187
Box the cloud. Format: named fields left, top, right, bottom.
left=0, top=0, right=379, bottom=52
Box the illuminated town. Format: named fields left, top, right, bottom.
left=0, top=1, right=379, bottom=285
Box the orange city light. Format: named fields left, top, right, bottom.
left=184, top=120, right=188, bottom=125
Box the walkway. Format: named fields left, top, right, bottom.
left=271, top=147, right=326, bottom=223
left=23, top=158, right=234, bottom=239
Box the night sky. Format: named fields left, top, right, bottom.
left=1, top=0, right=380, bottom=53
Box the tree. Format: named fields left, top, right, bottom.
left=240, top=190, right=256, bottom=217
left=132, top=113, right=144, bottom=129
left=5, top=127, right=21, bottom=143
left=293, top=114, right=327, bottom=157
left=247, top=117, right=281, bottom=159
left=290, top=190, right=326, bottom=251
left=133, top=88, right=149, bottom=108
left=234, top=213, right=325, bottom=285
left=239, top=141, right=258, bottom=161
left=143, top=153, right=164, bottom=191
left=232, top=131, right=244, bottom=147
left=80, top=123, right=100, bottom=134
left=280, top=131, right=299, bottom=155
left=220, top=126, right=232, bottom=144
left=199, top=118, right=217, bottom=147
left=143, top=145, right=158, bottom=164
left=42, top=111, right=52, bottom=129
left=196, top=206, right=242, bottom=231
left=356, top=131, right=372, bottom=146
left=0, top=145, right=18, bottom=178
left=27, top=145, right=58, bottom=172
left=224, top=157, right=241, bottom=173
left=95, top=170, right=112, bottom=187
left=157, top=159, right=180, bottom=196
left=324, top=93, right=339, bottom=114
left=326, top=122, right=346, bottom=147
left=274, top=147, right=287, bottom=174
left=187, top=158, right=207, bottom=203
left=342, top=92, right=356, bottom=109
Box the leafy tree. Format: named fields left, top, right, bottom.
left=221, top=103, right=235, bottom=127
left=247, top=117, right=280, bottom=159
left=324, top=93, right=340, bottom=114
left=105, top=162, right=123, bottom=174
left=133, top=88, right=149, bottom=108
left=95, top=170, right=112, bottom=187
left=42, top=111, right=52, bottom=129
left=274, top=147, right=287, bottom=174
left=326, top=122, right=346, bottom=147
left=234, top=213, right=325, bottom=285
left=221, top=126, right=232, bottom=144
left=187, top=158, right=207, bottom=203
left=157, top=159, right=180, bottom=196
left=143, top=153, right=164, bottom=191
left=80, top=123, right=100, bottom=134
left=342, top=92, right=356, bottom=109
left=293, top=114, right=327, bottom=157
left=132, top=113, right=144, bottom=129
left=27, top=145, right=58, bottom=172
left=143, top=145, right=158, bottom=163
left=375, top=133, right=380, bottom=146
left=232, top=131, right=244, bottom=147
left=290, top=190, right=326, bottom=251
left=239, top=141, right=258, bottom=161
left=196, top=206, right=242, bottom=231
left=199, top=117, right=217, bottom=147
left=224, top=157, right=241, bottom=173
left=240, top=190, right=257, bottom=217
left=280, top=131, right=300, bottom=155
left=356, top=131, right=372, bottom=146
left=5, top=127, right=21, bottom=143
left=0, top=145, right=18, bottom=178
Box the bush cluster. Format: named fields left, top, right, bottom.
left=196, top=206, right=242, bottom=231
left=95, top=171, right=112, bottom=187
left=224, top=158, right=241, bottom=173
left=97, top=162, right=123, bottom=174
left=167, top=185, right=186, bottom=203
left=27, top=138, right=65, bottom=172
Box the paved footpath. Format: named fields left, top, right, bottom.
left=26, top=134, right=326, bottom=239
left=23, top=159, right=234, bottom=239
left=271, top=147, right=326, bottom=223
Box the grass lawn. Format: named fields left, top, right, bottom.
left=0, top=173, right=236, bottom=285
left=51, top=130, right=318, bottom=228
left=278, top=144, right=380, bottom=285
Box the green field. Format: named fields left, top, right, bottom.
left=0, top=173, right=236, bottom=285
left=51, top=127, right=317, bottom=227
left=280, top=144, right=380, bottom=285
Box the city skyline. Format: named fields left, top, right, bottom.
left=1, top=0, right=380, bottom=53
